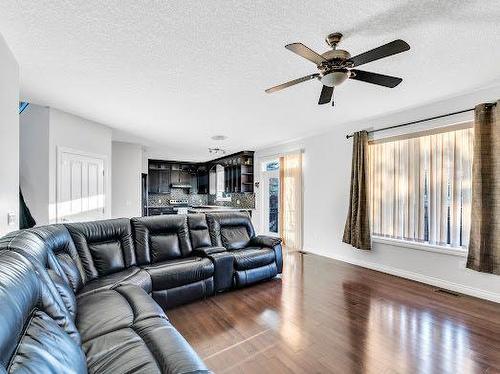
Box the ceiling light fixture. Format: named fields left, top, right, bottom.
left=211, top=135, right=227, bottom=141
left=209, top=135, right=228, bottom=155
left=208, top=147, right=226, bottom=155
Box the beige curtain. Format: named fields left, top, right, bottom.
left=343, top=131, right=371, bottom=250
left=279, top=152, right=303, bottom=250
left=369, top=126, right=473, bottom=247
left=467, top=101, right=500, bottom=274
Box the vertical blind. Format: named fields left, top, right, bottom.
left=369, top=126, right=473, bottom=248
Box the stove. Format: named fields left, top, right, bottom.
left=169, top=199, right=189, bottom=207
left=169, top=199, right=189, bottom=215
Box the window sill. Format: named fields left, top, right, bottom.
left=372, top=236, right=468, bottom=258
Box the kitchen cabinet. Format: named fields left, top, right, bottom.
left=148, top=163, right=171, bottom=193
left=196, top=164, right=208, bottom=194
left=209, top=151, right=254, bottom=194
left=170, top=164, right=192, bottom=187
left=147, top=151, right=254, bottom=196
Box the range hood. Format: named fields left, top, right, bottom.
left=170, top=183, right=191, bottom=189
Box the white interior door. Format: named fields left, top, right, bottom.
left=261, top=160, right=280, bottom=237
left=57, top=149, right=106, bottom=223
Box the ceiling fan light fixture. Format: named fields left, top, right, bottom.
left=321, top=69, right=349, bottom=87
left=265, top=33, right=409, bottom=108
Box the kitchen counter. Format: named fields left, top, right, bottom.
left=145, top=205, right=253, bottom=216
left=188, top=206, right=253, bottom=214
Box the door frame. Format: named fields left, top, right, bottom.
left=56, top=146, right=109, bottom=223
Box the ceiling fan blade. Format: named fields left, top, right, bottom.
left=265, top=73, right=319, bottom=93
left=347, top=39, right=410, bottom=67
left=318, top=85, right=333, bottom=105
left=285, top=43, right=328, bottom=65
left=350, top=69, right=403, bottom=88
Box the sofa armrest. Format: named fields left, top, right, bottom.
left=250, top=236, right=283, bottom=274
left=250, top=235, right=282, bottom=249
left=192, top=247, right=233, bottom=292
left=192, top=246, right=227, bottom=256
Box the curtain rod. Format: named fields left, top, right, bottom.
left=345, top=108, right=476, bottom=139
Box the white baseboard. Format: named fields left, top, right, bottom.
left=301, top=250, right=500, bottom=304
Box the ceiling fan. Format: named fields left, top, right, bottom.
left=265, top=33, right=410, bottom=106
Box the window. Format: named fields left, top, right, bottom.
left=261, top=160, right=280, bottom=235
left=268, top=177, right=279, bottom=233
left=369, top=125, right=473, bottom=249
left=266, top=161, right=280, bottom=171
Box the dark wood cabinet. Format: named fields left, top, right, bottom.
left=210, top=151, right=254, bottom=194
left=148, top=162, right=171, bottom=193
left=196, top=165, right=209, bottom=194
left=147, top=151, right=254, bottom=196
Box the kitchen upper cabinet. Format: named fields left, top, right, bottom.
left=148, top=162, right=171, bottom=193
left=170, top=164, right=192, bottom=187
left=196, top=164, right=208, bottom=194
left=209, top=151, right=254, bottom=194
left=158, top=169, right=171, bottom=192
left=147, top=152, right=253, bottom=196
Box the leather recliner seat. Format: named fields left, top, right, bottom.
left=0, top=226, right=210, bottom=374
left=0, top=250, right=87, bottom=373
left=0, top=212, right=282, bottom=373
left=131, top=215, right=215, bottom=309
left=64, top=218, right=153, bottom=297
left=206, top=212, right=283, bottom=288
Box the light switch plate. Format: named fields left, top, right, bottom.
left=7, top=212, right=16, bottom=226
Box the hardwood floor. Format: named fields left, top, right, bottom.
left=168, top=250, right=500, bottom=374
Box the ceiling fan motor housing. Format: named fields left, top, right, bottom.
left=321, top=49, right=351, bottom=62
left=320, top=49, right=351, bottom=87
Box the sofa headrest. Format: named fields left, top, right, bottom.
left=0, top=251, right=85, bottom=373
left=188, top=214, right=209, bottom=230
left=0, top=226, right=85, bottom=291
left=206, top=212, right=255, bottom=250
left=65, top=218, right=136, bottom=280
left=30, top=225, right=87, bottom=288
left=0, top=229, right=48, bottom=264
left=131, top=215, right=193, bottom=264
left=187, top=214, right=212, bottom=249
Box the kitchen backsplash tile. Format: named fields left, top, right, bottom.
left=148, top=189, right=255, bottom=209
left=208, top=193, right=255, bottom=209
left=148, top=190, right=208, bottom=207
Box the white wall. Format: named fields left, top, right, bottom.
left=20, top=106, right=113, bottom=224
left=112, top=141, right=142, bottom=218
left=255, top=86, right=500, bottom=303
left=20, top=104, right=50, bottom=224
left=48, top=108, right=113, bottom=223
left=0, top=34, right=19, bottom=235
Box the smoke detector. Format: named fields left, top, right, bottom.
left=211, top=135, right=227, bottom=141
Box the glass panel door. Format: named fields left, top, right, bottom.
left=268, top=177, right=279, bottom=233
left=262, top=160, right=280, bottom=236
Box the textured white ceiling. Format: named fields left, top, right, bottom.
left=1, top=1, right=499, bottom=160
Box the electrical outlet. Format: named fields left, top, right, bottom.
left=236, top=199, right=241, bottom=205
left=7, top=212, right=16, bottom=226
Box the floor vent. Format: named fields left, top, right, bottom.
left=435, top=288, right=460, bottom=297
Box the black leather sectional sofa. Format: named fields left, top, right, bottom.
left=0, top=212, right=282, bottom=373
